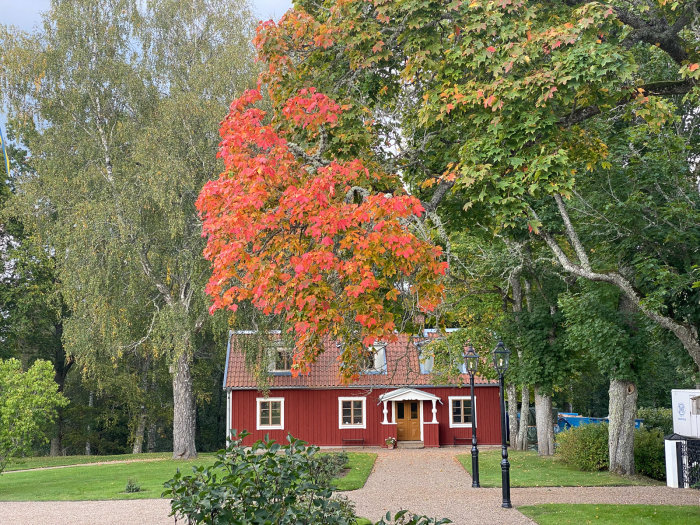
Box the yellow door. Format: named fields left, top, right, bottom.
left=396, top=401, right=421, bottom=441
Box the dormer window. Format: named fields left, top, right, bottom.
left=362, top=343, right=387, bottom=374
left=419, top=347, right=434, bottom=374
left=268, top=344, right=293, bottom=375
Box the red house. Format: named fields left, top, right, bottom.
left=223, top=331, right=501, bottom=447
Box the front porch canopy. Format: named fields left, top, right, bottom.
left=378, top=387, right=443, bottom=424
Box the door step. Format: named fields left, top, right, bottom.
left=397, top=440, right=424, bottom=449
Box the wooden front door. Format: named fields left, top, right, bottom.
left=396, top=400, right=421, bottom=441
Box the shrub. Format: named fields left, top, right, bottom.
left=556, top=423, right=609, bottom=471
left=163, top=431, right=356, bottom=524
left=637, top=407, right=672, bottom=435
left=124, top=478, right=141, bottom=493
left=310, top=451, right=349, bottom=486
left=634, top=427, right=665, bottom=481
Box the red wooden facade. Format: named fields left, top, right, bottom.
left=224, top=332, right=502, bottom=447
left=228, top=386, right=502, bottom=447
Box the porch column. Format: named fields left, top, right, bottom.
left=431, top=399, right=438, bottom=423
left=382, top=400, right=389, bottom=424
left=391, top=401, right=396, bottom=424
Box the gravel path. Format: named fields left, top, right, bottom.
left=0, top=448, right=697, bottom=525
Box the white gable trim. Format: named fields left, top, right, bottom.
left=378, top=387, right=443, bottom=404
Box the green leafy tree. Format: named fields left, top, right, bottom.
left=1, top=0, right=257, bottom=458
left=0, top=358, right=68, bottom=473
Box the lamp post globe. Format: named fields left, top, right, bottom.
left=493, top=340, right=512, bottom=508
left=463, top=343, right=480, bottom=488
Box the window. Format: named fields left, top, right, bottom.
left=268, top=344, right=293, bottom=374
left=257, top=398, right=284, bottom=430
left=361, top=344, right=387, bottom=374
left=338, top=397, right=366, bottom=429
left=449, top=396, right=475, bottom=428
left=418, top=348, right=434, bottom=374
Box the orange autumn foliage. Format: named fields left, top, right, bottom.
left=197, top=88, right=446, bottom=379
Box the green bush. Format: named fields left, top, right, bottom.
left=310, top=451, right=349, bottom=486
left=634, top=427, right=665, bottom=481
left=556, top=423, right=609, bottom=471
left=124, top=478, right=141, bottom=493
left=637, top=407, right=672, bottom=435
left=163, top=432, right=357, bottom=524
left=163, top=432, right=450, bottom=525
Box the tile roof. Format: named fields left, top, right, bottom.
left=224, top=332, right=496, bottom=389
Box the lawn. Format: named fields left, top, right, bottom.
left=5, top=452, right=173, bottom=471
left=519, top=504, right=700, bottom=525
left=0, top=452, right=375, bottom=500
left=457, top=449, right=659, bottom=488
left=331, top=452, right=376, bottom=491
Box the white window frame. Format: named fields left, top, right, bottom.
left=256, top=397, right=285, bottom=430
left=268, top=344, right=293, bottom=374
left=449, top=396, right=476, bottom=428
left=338, top=396, right=367, bottom=429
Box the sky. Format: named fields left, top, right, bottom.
left=0, top=0, right=294, bottom=30
left=0, top=0, right=293, bottom=137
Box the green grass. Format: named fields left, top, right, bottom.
left=5, top=452, right=173, bottom=471
left=332, top=452, right=376, bottom=491
left=458, top=449, right=658, bottom=488
left=519, top=504, right=700, bottom=525
left=0, top=451, right=375, bottom=500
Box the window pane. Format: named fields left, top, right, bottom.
left=411, top=402, right=418, bottom=419
left=260, top=402, right=270, bottom=425
left=397, top=402, right=404, bottom=419
left=452, top=400, right=462, bottom=423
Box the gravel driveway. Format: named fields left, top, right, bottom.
left=0, top=447, right=697, bottom=525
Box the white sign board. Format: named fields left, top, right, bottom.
left=672, top=389, right=700, bottom=438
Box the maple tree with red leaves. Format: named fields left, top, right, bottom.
left=196, top=87, right=447, bottom=379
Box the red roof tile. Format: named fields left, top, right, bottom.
left=224, top=332, right=496, bottom=389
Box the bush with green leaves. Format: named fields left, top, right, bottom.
left=0, top=358, right=68, bottom=474
left=163, top=432, right=357, bottom=524
left=637, top=407, right=673, bottom=435
left=311, top=451, right=349, bottom=487
left=556, top=423, right=609, bottom=471
left=164, top=432, right=451, bottom=525
left=376, top=511, right=451, bottom=525
left=124, top=478, right=141, bottom=493
left=634, top=427, right=665, bottom=481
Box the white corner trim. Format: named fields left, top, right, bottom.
left=338, top=396, right=367, bottom=429
left=448, top=395, right=476, bottom=429
left=226, top=390, right=232, bottom=444
left=256, top=397, right=285, bottom=430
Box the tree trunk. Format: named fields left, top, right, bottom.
left=534, top=387, right=554, bottom=456
left=132, top=407, right=147, bottom=454
left=50, top=324, right=73, bottom=457
left=507, top=383, right=519, bottom=448
left=172, top=350, right=197, bottom=459
left=147, top=422, right=157, bottom=453
left=608, top=379, right=637, bottom=475
left=515, top=385, right=530, bottom=450
left=85, top=390, right=94, bottom=455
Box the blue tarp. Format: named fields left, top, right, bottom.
left=556, top=412, right=643, bottom=432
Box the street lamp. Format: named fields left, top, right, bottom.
left=464, top=343, right=480, bottom=488
left=493, top=341, right=512, bottom=508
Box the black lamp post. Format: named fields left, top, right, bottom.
left=493, top=341, right=512, bottom=508
left=464, top=343, right=480, bottom=488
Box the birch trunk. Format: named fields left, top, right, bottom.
left=534, top=387, right=554, bottom=456
left=507, top=383, right=519, bottom=448
left=515, top=385, right=530, bottom=450
left=132, top=407, right=147, bottom=454
left=85, top=391, right=93, bottom=456
left=608, top=379, right=637, bottom=475
left=147, top=422, right=157, bottom=453
left=172, top=350, right=197, bottom=459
